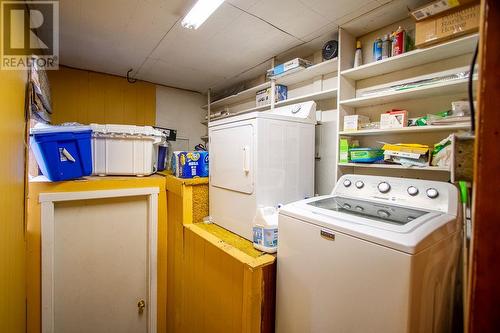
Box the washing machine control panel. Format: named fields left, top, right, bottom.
left=265, top=101, right=316, bottom=121
left=333, top=175, right=456, bottom=213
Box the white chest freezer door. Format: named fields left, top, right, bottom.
left=209, top=121, right=254, bottom=194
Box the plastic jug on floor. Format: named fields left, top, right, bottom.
left=252, top=206, right=279, bottom=253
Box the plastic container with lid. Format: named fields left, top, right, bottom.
left=30, top=124, right=93, bottom=181
left=90, top=124, right=165, bottom=176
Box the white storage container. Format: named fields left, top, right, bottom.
left=90, top=124, right=165, bottom=176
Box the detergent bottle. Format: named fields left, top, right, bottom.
left=252, top=206, right=279, bottom=253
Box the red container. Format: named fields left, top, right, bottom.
left=391, top=27, right=406, bottom=56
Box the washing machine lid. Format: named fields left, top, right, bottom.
left=280, top=195, right=459, bottom=254
left=208, top=101, right=316, bottom=127
left=308, top=196, right=428, bottom=226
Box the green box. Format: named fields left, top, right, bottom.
left=339, top=139, right=350, bottom=163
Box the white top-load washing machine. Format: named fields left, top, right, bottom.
left=276, top=174, right=461, bottom=333
left=208, top=101, right=316, bottom=240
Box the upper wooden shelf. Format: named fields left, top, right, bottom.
left=339, top=78, right=474, bottom=108
left=201, top=88, right=337, bottom=124
left=202, top=82, right=270, bottom=110
left=341, top=34, right=479, bottom=81
left=202, top=58, right=338, bottom=110
left=273, top=58, right=338, bottom=85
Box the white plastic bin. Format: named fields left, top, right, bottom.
left=90, top=124, right=165, bottom=176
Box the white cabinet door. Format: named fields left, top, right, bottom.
left=209, top=121, right=254, bottom=194
left=50, top=196, right=150, bottom=333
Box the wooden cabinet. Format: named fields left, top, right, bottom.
left=165, top=175, right=276, bottom=333
left=26, top=176, right=167, bottom=333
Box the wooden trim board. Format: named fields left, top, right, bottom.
left=468, top=0, right=500, bottom=331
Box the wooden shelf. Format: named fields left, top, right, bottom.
left=341, top=34, right=478, bottom=81
left=205, top=88, right=337, bottom=122
left=339, top=78, right=473, bottom=108
left=202, top=82, right=270, bottom=110
left=202, top=58, right=338, bottom=110
left=338, top=163, right=450, bottom=172
left=339, top=124, right=470, bottom=136
left=279, top=88, right=337, bottom=105
left=274, top=58, right=338, bottom=85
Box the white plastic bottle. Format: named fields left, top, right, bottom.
left=252, top=206, right=279, bottom=253
left=354, top=40, right=363, bottom=67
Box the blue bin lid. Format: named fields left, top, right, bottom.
left=30, top=124, right=92, bottom=135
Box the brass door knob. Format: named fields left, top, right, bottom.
left=137, top=299, right=146, bottom=313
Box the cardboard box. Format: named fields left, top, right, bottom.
left=415, top=3, right=480, bottom=47
left=171, top=151, right=209, bottom=178
left=339, top=138, right=350, bottom=163
left=256, top=84, right=288, bottom=107
left=380, top=110, right=408, bottom=129
left=343, top=115, right=370, bottom=131
left=266, top=58, right=312, bottom=78
left=410, top=0, right=477, bottom=21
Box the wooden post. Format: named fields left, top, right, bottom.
left=207, top=88, right=211, bottom=125
left=468, top=0, right=500, bottom=332
left=270, top=57, right=276, bottom=111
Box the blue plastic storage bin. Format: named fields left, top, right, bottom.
left=30, top=125, right=93, bottom=181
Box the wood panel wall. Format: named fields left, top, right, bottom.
left=48, top=66, right=156, bottom=125
left=0, top=1, right=28, bottom=331
left=0, top=60, right=27, bottom=333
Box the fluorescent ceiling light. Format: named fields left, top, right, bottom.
left=181, top=0, right=225, bottom=29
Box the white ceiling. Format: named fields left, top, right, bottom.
left=57, top=0, right=427, bottom=93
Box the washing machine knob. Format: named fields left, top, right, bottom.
left=377, top=209, right=390, bottom=218
left=378, top=182, right=391, bottom=193
left=343, top=203, right=351, bottom=209
left=343, top=179, right=352, bottom=187
left=426, top=188, right=439, bottom=199
left=355, top=206, right=364, bottom=212
left=407, top=186, right=419, bottom=196
left=355, top=181, right=364, bottom=189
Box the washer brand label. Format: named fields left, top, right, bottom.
left=320, top=230, right=335, bottom=241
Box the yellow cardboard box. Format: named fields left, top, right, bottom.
left=415, top=3, right=480, bottom=48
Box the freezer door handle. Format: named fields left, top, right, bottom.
left=320, top=230, right=335, bottom=241
left=243, top=145, right=250, bottom=174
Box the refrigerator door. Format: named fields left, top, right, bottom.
left=209, top=120, right=255, bottom=194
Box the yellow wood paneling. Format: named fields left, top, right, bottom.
left=48, top=66, right=156, bottom=125
left=0, top=56, right=27, bottom=333
left=26, top=176, right=167, bottom=333
left=165, top=175, right=276, bottom=333
left=0, top=1, right=28, bottom=330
